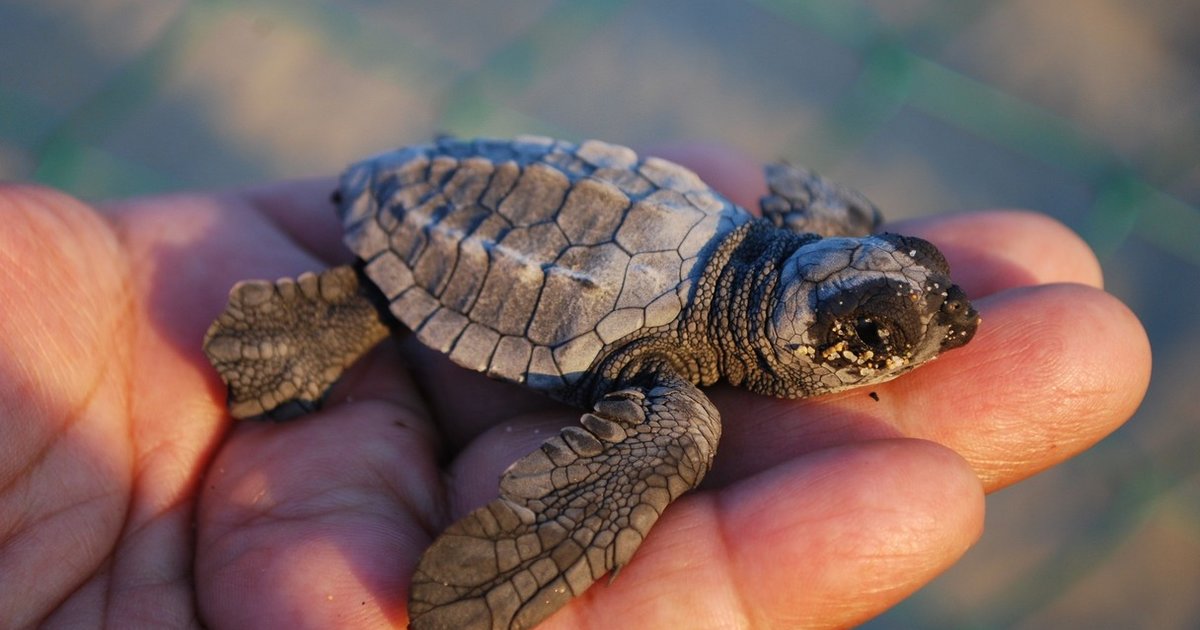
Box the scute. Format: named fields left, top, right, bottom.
left=528, top=243, right=629, bottom=347
left=337, top=138, right=749, bottom=394
left=498, top=163, right=570, bottom=227
left=618, top=251, right=684, bottom=311
left=615, top=190, right=703, bottom=254
left=556, top=178, right=630, bottom=246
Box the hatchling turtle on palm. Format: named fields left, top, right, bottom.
left=204, top=136, right=980, bottom=629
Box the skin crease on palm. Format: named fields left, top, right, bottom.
left=0, top=145, right=1149, bottom=629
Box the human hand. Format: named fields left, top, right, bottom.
left=0, top=147, right=1149, bottom=628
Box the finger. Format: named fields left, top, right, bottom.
left=538, top=439, right=983, bottom=629
left=710, top=283, right=1150, bottom=491
left=900, top=283, right=1148, bottom=489
left=196, top=401, right=442, bottom=628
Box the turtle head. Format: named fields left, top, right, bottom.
left=765, top=233, right=979, bottom=397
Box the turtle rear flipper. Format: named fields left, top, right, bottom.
left=203, top=265, right=391, bottom=419
left=408, top=371, right=722, bottom=630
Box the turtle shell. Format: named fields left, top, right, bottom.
left=335, top=136, right=750, bottom=394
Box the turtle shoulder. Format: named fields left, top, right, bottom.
left=334, top=136, right=751, bottom=396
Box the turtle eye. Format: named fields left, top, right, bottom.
left=854, top=317, right=887, bottom=348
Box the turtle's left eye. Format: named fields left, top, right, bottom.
left=854, top=317, right=886, bottom=348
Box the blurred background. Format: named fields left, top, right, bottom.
left=1, top=0, right=1196, bottom=627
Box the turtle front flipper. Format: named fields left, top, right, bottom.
left=760, top=162, right=882, bottom=237
left=408, top=372, right=722, bottom=630
left=203, top=265, right=391, bottom=419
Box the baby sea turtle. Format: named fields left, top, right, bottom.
left=203, top=136, right=980, bottom=629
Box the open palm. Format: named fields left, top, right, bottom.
left=0, top=149, right=1149, bottom=629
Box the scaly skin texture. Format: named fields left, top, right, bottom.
left=204, top=267, right=391, bottom=418
left=408, top=377, right=720, bottom=630
left=0, top=153, right=1150, bottom=630
left=203, top=137, right=982, bottom=629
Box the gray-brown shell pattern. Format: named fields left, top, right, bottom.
left=203, top=135, right=980, bottom=630
left=336, top=136, right=750, bottom=395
